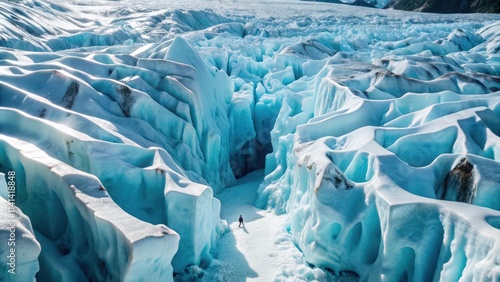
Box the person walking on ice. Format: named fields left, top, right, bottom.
left=239, top=215, right=244, bottom=227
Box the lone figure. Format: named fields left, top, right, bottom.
left=238, top=215, right=244, bottom=227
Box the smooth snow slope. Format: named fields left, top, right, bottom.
left=0, top=0, right=499, bottom=281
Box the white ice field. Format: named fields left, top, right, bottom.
left=0, top=0, right=499, bottom=281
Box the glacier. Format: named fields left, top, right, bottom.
left=0, top=0, right=499, bottom=281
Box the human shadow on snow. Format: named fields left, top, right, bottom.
left=240, top=225, right=249, bottom=234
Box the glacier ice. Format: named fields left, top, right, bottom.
left=0, top=43, right=226, bottom=274
left=0, top=174, right=40, bottom=282
left=0, top=0, right=499, bottom=281
left=258, top=19, right=500, bottom=281
left=0, top=136, right=180, bottom=281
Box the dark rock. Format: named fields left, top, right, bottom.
left=117, top=84, right=135, bottom=117
left=441, top=158, right=476, bottom=204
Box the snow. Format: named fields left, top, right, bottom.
left=0, top=0, right=499, bottom=281
left=203, top=170, right=281, bottom=281
left=200, top=170, right=338, bottom=282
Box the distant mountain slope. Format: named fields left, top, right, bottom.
left=308, top=0, right=499, bottom=13
left=386, top=0, right=500, bottom=13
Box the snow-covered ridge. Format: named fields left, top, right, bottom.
left=0, top=0, right=499, bottom=280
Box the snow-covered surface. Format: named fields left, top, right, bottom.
left=0, top=0, right=499, bottom=281
left=193, top=170, right=339, bottom=282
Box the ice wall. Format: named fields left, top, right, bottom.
left=258, top=20, right=500, bottom=280
left=0, top=34, right=230, bottom=276
left=0, top=136, right=179, bottom=281
left=0, top=174, right=40, bottom=282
